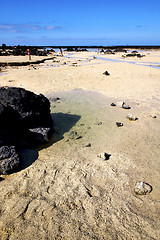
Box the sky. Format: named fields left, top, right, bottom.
left=0, top=0, right=160, bottom=46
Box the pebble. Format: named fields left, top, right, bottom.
left=116, top=122, right=123, bottom=127
left=134, top=181, right=152, bottom=195
left=68, top=131, right=82, bottom=140
left=122, top=104, right=131, bottom=109
left=96, top=122, right=102, bottom=125
left=86, top=143, right=91, bottom=147
left=97, top=152, right=111, bottom=160
left=52, top=97, right=61, bottom=102
left=110, top=103, right=116, bottom=107
left=127, top=114, right=137, bottom=121
left=150, top=114, right=157, bottom=118
left=103, top=71, right=110, bottom=76
left=76, top=135, right=82, bottom=140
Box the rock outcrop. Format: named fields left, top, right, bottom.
left=0, top=46, right=49, bottom=56
left=122, top=53, right=145, bottom=58
left=0, top=87, right=53, bottom=174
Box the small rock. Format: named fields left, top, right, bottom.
left=51, top=97, right=61, bottom=102
left=96, top=122, right=102, bottom=125
left=103, top=71, right=110, bottom=76
left=68, top=131, right=77, bottom=139
left=134, top=181, right=152, bottom=195
left=122, top=104, right=131, bottom=109
left=76, top=135, right=82, bottom=140
left=116, top=122, right=123, bottom=127
left=110, top=103, right=116, bottom=107
left=68, top=131, right=82, bottom=140
left=150, top=114, right=157, bottom=118
left=97, top=152, right=111, bottom=160
left=86, top=143, right=91, bottom=147
left=127, top=114, right=137, bottom=121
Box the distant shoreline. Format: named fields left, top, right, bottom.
left=1, top=45, right=160, bottom=50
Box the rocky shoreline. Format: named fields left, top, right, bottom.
left=0, top=57, right=55, bottom=67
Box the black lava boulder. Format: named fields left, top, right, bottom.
left=0, top=87, right=54, bottom=146
left=0, top=87, right=54, bottom=174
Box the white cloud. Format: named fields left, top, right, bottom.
left=45, top=25, right=62, bottom=30
left=0, top=24, right=14, bottom=30
left=0, top=23, right=62, bottom=32
left=45, top=26, right=55, bottom=30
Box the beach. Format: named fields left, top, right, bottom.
left=0, top=49, right=160, bottom=239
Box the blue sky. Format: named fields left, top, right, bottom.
left=0, top=0, right=160, bottom=46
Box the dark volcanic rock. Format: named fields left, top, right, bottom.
left=0, top=146, right=20, bottom=174
left=104, top=50, right=115, bottom=55
left=110, top=103, right=116, bottom=106
left=114, top=48, right=127, bottom=53
left=103, top=71, right=110, bottom=76
left=0, top=103, right=24, bottom=146
left=116, top=122, right=123, bottom=127
left=0, top=87, right=53, bottom=146
left=0, top=87, right=54, bottom=174
left=97, top=152, right=111, bottom=160
left=123, top=53, right=145, bottom=58
left=0, top=87, right=53, bottom=128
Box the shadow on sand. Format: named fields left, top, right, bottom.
left=51, top=112, right=81, bottom=142
left=38, top=112, right=81, bottom=150
left=16, top=112, right=81, bottom=172
left=18, top=148, right=39, bottom=171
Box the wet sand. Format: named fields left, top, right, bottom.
left=0, top=50, right=160, bottom=239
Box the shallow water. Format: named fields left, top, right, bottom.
left=63, top=53, right=160, bottom=69
left=46, top=89, right=160, bottom=177
left=0, top=72, right=7, bottom=76
left=96, top=56, right=160, bottom=69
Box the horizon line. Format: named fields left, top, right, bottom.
left=1, top=44, right=160, bottom=49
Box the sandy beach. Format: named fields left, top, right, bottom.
left=0, top=49, right=160, bottom=239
